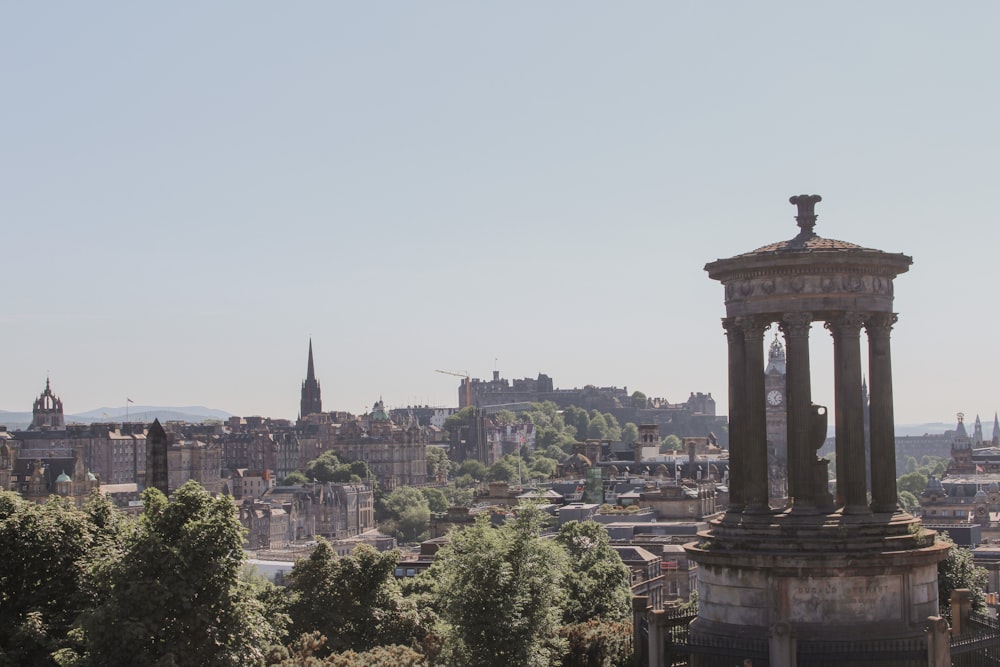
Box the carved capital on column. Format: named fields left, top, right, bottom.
left=864, top=312, right=898, bottom=338
left=824, top=312, right=867, bottom=338
left=779, top=312, right=813, bottom=338
left=721, top=317, right=743, bottom=340
left=736, top=316, right=771, bottom=341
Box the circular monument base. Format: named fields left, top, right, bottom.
left=684, top=510, right=950, bottom=653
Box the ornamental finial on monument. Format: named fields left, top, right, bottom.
left=789, top=194, right=822, bottom=234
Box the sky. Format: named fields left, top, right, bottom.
left=2, top=3, right=998, bottom=426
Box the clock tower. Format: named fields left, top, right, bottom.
left=764, top=335, right=788, bottom=501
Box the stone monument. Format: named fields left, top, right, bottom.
left=686, top=195, right=949, bottom=664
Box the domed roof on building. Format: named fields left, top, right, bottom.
left=87, top=471, right=97, bottom=481
left=975, top=488, right=989, bottom=501
left=56, top=470, right=71, bottom=483
left=370, top=398, right=390, bottom=422
left=922, top=475, right=946, bottom=497
left=567, top=452, right=592, bottom=468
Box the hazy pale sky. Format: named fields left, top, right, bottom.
left=3, top=3, right=997, bottom=425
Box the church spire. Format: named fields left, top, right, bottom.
left=300, top=339, right=322, bottom=419
left=306, top=338, right=316, bottom=383
left=993, top=412, right=999, bottom=446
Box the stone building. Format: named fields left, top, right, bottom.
left=7, top=444, right=99, bottom=506
left=71, top=422, right=147, bottom=485
left=325, top=399, right=427, bottom=490
left=259, top=481, right=375, bottom=541
left=167, top=436, right=222, bottom=495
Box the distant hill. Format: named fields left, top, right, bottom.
left=895, top=422, right=956, bottom=437
left=0, top=405, right=233, bottom=431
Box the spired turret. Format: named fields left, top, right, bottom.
left=686, top=195, right=949, bottom=661
left=30, top=378, right=65, bottom=431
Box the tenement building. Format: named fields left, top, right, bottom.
left=682, top=195, right=950, bottom=665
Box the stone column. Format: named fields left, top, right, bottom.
left=723, top=318, right=747, bottom=513
left=827, top=313, right=869, bottom=514
left=740, top=316, right=771, bottom=514
left=866, top=313, right=899, bottom=513
left=781, top=312, right=815, bottom=512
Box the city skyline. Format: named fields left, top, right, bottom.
left=3, top=4, right=998, bottom=424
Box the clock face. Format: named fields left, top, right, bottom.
left=767, top=390, right=783, bottom=407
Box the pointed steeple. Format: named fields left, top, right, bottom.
left=306, top=338, right=316, bottom=382
left=993, top=412, right=999, bottom=446
left=955, top=413, right=969, bottom=441
left=974, top=414, right=985, bottom=444
left=300, top=339, right=323, bottom=418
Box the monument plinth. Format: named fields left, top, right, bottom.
left=687, top=196, right=949, bottom=662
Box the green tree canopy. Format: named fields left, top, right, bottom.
left=587, top=412, right=608, bottom=440
left=661, top=434, right=683, bottom=452
left=382, top=487, right=431, bottom=544
left=621, top=422, right=639, bottom=444
left=0, top=491, right=113, bottom=665
left=282, top=471, right=309, bottom=486
left=421, top=487, right=449, bottom=514
left=897, top=471, right=928, bottom=497
left=425, top=446, right=451, bottom=479
left=431, top=505, right=568, bottom=667
left=937, top=534, right=988, bottom=614
left=443, top=407, right=476, bottom=434
left=457, top=459, right=487, bottom=481
left=898, top=490, right=920, bottom=513
left=83, top=481, right=278, bottom=667
left=305, top=451, right=370, bottom=484
left=555, top=521, right=632, bottom=624
left=286, top=543, right=428, bottom=656
left=630, top=391, right=648, bottom=410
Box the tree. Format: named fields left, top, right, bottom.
left=555, top=521, right=631, bottom=624
left=443, top=407, right=476, bottom=435
left=898, top=490, right=920, bottom=513
left=587, top=413, right=608, bottom=440
left=495, top=410, right=517, bottom=425
left=286, top=543, right=428, bottom=656
left=660, top=434, right=682, bottom=452
left=305, top=452, right=369, bottom=484
left=487, top=457, right=519, bottom=483
left=382, top=487, right=431, bottom=544
left=457, top=459, right=487, bottom=481
left=282, top=471, right=309, bottom=486
left=564, top=407, right=590, bottom=443
left=621, top=423, right=639, bottom=445
left=266, top=633, right=428, bottom=667
left=529, top=456, right=558, bottom=480
left=630, top=391, right=648, bottom=410
left=421, top=487, right=449, bottom=514
left=83, top=481, right=278, bottom=666
left=937, top=534, right=988, bottom=614
left=425, top=446, right=451, bottom=480
left=602, top=413, right=622, bottom=442
left=0, top=492, right=103, bottom=666
left=897, top=471, right=928, bottom=497
left=432, top=505, right=568, bottom=667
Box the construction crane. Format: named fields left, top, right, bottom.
left=435, top=369, right=471, bottom=407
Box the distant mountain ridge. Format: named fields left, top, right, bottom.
left=0, top=405, right=233, bottom=430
